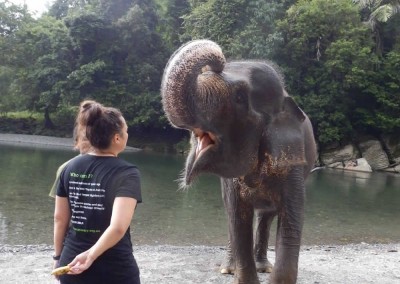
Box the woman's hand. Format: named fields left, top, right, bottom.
left=52, top=260, right=60, bottom=280
left=68, top=250, right=95, bottom=275
left=66, top=197, right=137, bottom=275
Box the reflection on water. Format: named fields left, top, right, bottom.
left=0, top=145, right=399, bottom=246
left=304, top=168, right=400, bottom=244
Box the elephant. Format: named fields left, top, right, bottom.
left=161, top=39, right=317, bottom=284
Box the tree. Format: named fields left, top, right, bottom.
left=227, top=0, right=288, bottom=59
left=161, top=0, right=190, bottom=49
left=275, top=0, right=376, bottom=146
left=181, top=0, right=248, bottom=53
left=48, top=0, right=70, bottom=19
left=0, top=1, right=33, bottom=66
left=96, top=0, right=135, bottom=21
left=55, top=0, right=169, bottom=129
left=180, top=0, right=294, bottom=58
left=0, top=1, right=31, bottom=114
left=354, top=0, right=400, bottom=55
left=8, top=16, right=75, bottom=127
left=350, top=45, right=400, bottom=136
left=111, top=0, right=169, bottom=129
left=0, top=0, right=32, bottom=36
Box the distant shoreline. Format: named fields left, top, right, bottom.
left=0, top=133, right=141, bottom=152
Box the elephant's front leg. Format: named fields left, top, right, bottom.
left=222, top=178, right=260, bottom=284
left=271, top=167, right=305, bottom=284
left=254, top=209, right=275, bottom=273
left=220, top=208, right=276, bottom=275
left=219, top=239, right=235, bottom=274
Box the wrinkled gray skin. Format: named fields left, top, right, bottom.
left=161, top=40, right=317, bottom=284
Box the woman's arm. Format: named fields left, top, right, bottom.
left=54, top=196, right=71, bottom=257
left=68, top=197, right=137, bottom=274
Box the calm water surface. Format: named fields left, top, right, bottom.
left=0, top=144, right=399, bottom=246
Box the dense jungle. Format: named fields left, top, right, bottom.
left=1, top=0, right=399, bottom=155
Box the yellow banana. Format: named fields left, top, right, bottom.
left=51, top=265, right=70, bottom=276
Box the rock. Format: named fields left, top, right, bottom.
left=343, top=158, right=372, bottom=172
left=326, top=158, right=372, bottom=173
left=383, top=164, right=400, bottom=173
left=320, top=144, right=356, bottom=165
left=326, top=162, right=343, bottom=169
left=358, top=140, right=390, bottom=170
left=383, top=134, right=400, bottom=163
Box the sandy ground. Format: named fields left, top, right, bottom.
left=1, top=134, right=399, bottom=283
left=0, top=244, right=399, bottom=284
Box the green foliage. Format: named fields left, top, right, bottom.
left=181, top=0, right=291, bottom=59
left=52, top=105, right=78, bottom=130
left=181, top=0, right=248, bottom=52
left=0, top=0, right=399, bottom=149
left=0, top=1, right=33, bottom=36
left=123, top=92, right=168, bottom=129
left=3, top=111, right=41, bottom=120
left=354, top=0, right=400, bottom=56
left=275, top=0, right=380, bottom=146
left=371, top=49, right=400, bottom=133
left=67, top=60, right=106, bottom=89
left=48, top=0, right=70, bottom=19
left=174, top=136, right=190, bottom=153
left=158, top=0, right=190, bottom=49
left=0, top=66, right=14, bottom=113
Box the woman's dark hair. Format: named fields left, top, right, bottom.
left=77, top=100, right=124, bottom=150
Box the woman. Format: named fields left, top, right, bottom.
left=53, top=100, right=142, bottom=284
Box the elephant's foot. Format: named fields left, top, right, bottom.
left=220, top=255, right=235, bottom=274
left=270, top=266, right=297, bottom=284
left=233, top=270, right=260, bottom=284
left=220, top=256, right=273, bottom=274
left=270, top=273, right=296, bottom=284
left=255, top=258, right=273, bottom=273
left=233, top=278, right=260, bottom=284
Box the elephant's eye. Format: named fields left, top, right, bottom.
left=235, top=91, right=247, bottom=104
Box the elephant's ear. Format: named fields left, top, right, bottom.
left=283, top=97, right=306, bottom=122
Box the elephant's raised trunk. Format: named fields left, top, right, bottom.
left=161, top=40, right=226, bottom=128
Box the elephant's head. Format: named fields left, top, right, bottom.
left=161, top=40, right=305, bottom=186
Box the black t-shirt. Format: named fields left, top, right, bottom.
left=57, top=154, right=142, bottom=257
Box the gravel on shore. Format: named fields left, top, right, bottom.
left=0, top=243, right=399, bottom=284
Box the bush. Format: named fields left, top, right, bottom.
left=52, top=106, right=78, bottom=132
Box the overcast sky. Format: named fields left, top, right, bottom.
left=8, top=0, right=54, bottom=17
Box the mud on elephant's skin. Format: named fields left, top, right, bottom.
left=161, top=39, right=317, bottom=284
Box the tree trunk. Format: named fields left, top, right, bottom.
left=44, top=105, right=54, bottom=129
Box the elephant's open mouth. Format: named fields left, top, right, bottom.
left=194, top=129, right=216, bottom=160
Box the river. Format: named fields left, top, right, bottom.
left=0, top=144, right=399, bottom=246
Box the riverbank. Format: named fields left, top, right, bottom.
left=0, top=243, right=399, bottom=284
left=0, top=133, right=140, bottom=152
